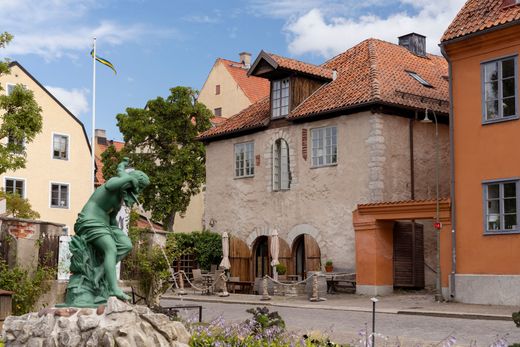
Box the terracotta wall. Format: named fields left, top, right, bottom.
left=446, top=25, right=520, bottom=275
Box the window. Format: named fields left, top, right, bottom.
left=6, top=84, right=15, bottom=96
left=482, top=56, right=517, bottom=122
left=51, top=183, right=69, bottom=208
left=311, top=126, right=337, bottom=167
left=273, top=139, right=290, bottom=191
left=407, top=71, right=433, bottom=88
left=215, top=84, right=221, bottom=95
left=53, top=134, right=68, bottom=160
left=7, top=133, right=24, bottom=153
left=214, top=107, right=222, bottom=117
left=5, top=178, right=25, bottom=197
left=271, top=78, right=289, bottom=118
left=484, top=180, right=519, bottom=233
left=234, top=142, right=254, bottom=177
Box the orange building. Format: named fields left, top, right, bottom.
left=441, top=0, right=520, bottom=305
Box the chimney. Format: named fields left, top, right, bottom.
left=95, top=128, right=107, bottom=145
left=398, top=33, right=426, bottom=57
left=239, top=52, right=251, bottom=69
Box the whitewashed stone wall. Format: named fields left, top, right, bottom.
left=204, top=111, right=450, bottom=271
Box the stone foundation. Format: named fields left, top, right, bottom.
left=1, top=297, right=190, bottom=347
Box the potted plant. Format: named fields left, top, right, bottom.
left=276, top=263, right=287, bottom=280
left=325, top=260, right=333, bottom=272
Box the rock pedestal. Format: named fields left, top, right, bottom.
left=1, top=297, right=190, bottom=347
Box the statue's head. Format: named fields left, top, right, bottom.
left=123, top=170, right=150, bottom=207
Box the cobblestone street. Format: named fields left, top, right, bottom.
left=163, top=299, right=520, bottom=346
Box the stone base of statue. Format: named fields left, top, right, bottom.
left=1, top=297, right=190, bottom=347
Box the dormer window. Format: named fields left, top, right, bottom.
left=272, top=78, right=289, bottom=118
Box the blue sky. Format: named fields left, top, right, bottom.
left=0, top=0, right=465, bottom=142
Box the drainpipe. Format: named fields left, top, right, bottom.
left=410, top=114, right=416, bottom=200
left=441, top=44, right=456, bottom=299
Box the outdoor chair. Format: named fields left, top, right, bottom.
left=209, top=264, right=218, bottom=274
left=191, top=269, right=204, bottom=294
left=227, top=276, right=241, bottom=293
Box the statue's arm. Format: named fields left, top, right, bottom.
left=117, top=157, right=130, bottom=176
left=105, top=175, right=138, bottom=193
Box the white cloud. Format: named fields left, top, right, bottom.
left=0, top=0, right=176, bottom=60
left=45, top=86, right=90, bottom=116
left=257, top=0, right=466, bottom=58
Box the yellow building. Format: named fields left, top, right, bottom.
left=0, top=62, right=92, bottom=232
left=198, top=52, right=269, bottom=120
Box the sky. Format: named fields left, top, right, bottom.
left=0, top=0, right=466, bottom=142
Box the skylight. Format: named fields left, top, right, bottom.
left=407, top=71, right=433, bottom=88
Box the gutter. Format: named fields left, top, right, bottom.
left=440, top=44, right=456, bottom=300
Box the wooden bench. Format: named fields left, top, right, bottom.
left=326, top=273, right=356, bottom=294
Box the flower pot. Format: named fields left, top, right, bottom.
left=325, top=265, right=333, bottom=272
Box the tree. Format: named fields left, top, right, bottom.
left=114, top=86, right=212, bottom=231
left=0, top=32, right=43, bottom=174
left=100, top=143, right=123, bottom=181
left=0, top=191, right=40, bottom=219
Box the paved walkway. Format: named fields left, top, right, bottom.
left=162, top=289, right=518, bottom=321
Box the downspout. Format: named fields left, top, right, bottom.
left=441, top=44, right=456, bottom=299
left=410, top=114, right=415, bottom=200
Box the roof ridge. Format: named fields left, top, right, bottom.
left=367, top=40, right=381, bottom=100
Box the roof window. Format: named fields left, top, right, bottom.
left=407, top=71, right=433, bottom=88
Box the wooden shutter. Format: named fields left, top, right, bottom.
left=229, top=236, right=252, bottom=281
left=393, top=222, right=425, bottom=288
left=304, top=234, right=321, bottom=277
left=272, top=142, right=280, bottom=191
left=280, top=140, right=289, bottom=190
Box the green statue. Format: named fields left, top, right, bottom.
left=61, top=158, right=149, bottom=307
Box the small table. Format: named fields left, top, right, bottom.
left=226, top=280, right=254, bottom=294
left=325, top=273, right=356, bottom=294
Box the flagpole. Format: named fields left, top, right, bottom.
left=91, top=37, right=96, bottom=193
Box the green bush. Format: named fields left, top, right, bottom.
left=169, top=230, right=222, bottom=270
left=276, top=263, right=287, bottom=275
left=0, top=260, right=55, bottom=315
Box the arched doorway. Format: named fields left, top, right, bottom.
left=291, top=234, right=321, bottom=279
left=253, top=236, right=269, bottom=278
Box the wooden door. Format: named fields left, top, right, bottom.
left=277, top=238, right=291, bottom=275
left=304, top=234, right=321, bottom=277
left=229, top=236, right=251, bottom=281
left=393, top=222, right=425, bottom=288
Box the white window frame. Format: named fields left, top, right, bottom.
left=482, top=178, right=520, bottom=234
left=311, top=126, right=338, bottom=168
left=50, top=182, right=70, bottom=209
left=4, top=177, right=26, bottom=198
left=271, top=78, right=290, bottom=119
left=6, top=83, right=15, bottom=96
left=272, top=138, right=290, bottom=191
left=234, top=142, right=254, bottom=178
left=52, top=133, right=70, bottom=160
left=481, top=55, right=518, bottom=124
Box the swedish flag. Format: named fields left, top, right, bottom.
left=90, top=49, right=117, bottom=75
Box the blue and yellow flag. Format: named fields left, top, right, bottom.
left=90, top=49, right=117, bottom=75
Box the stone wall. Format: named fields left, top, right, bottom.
left=204, top=111, right=450, bottom=272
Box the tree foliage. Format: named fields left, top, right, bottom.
left=100, top=143, right=123, bottom=181
left=0, top=191, right=40, bottom=219
left=0, top=32, right=43, bottom=175
left=114, top=86, right=212, bottom=231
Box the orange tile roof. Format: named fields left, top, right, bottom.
left=199, top=39, right=448, bottom=141
left=441, top=0, right=520, bottom=42
left=290, top=39, right=448, bottom=119
left=219, top=58, right=269, bottom=103
left=95, top=140, right=125, bottom=186
left=265, top=52, right=334, bottom=80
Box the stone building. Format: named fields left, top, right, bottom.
left=199, top=35, right=451, bottom=289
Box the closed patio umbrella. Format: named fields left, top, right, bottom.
left=219, top=232, right=231, bottom=270
left=270, top=229, right=279, bottom=280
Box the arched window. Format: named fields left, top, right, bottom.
left=273, top=138, right=290, bottom=191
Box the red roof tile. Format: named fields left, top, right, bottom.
left=441, top=0, right=520, bottom=42
left=219, top=58, right=269, bottom=103
left=290, top=39, right=448, bottom=119
left=199, top=39, right=448, bottom=140
left=265, top=52, right=334, bottom=80
left=95, top=140, right=125, bottom=186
